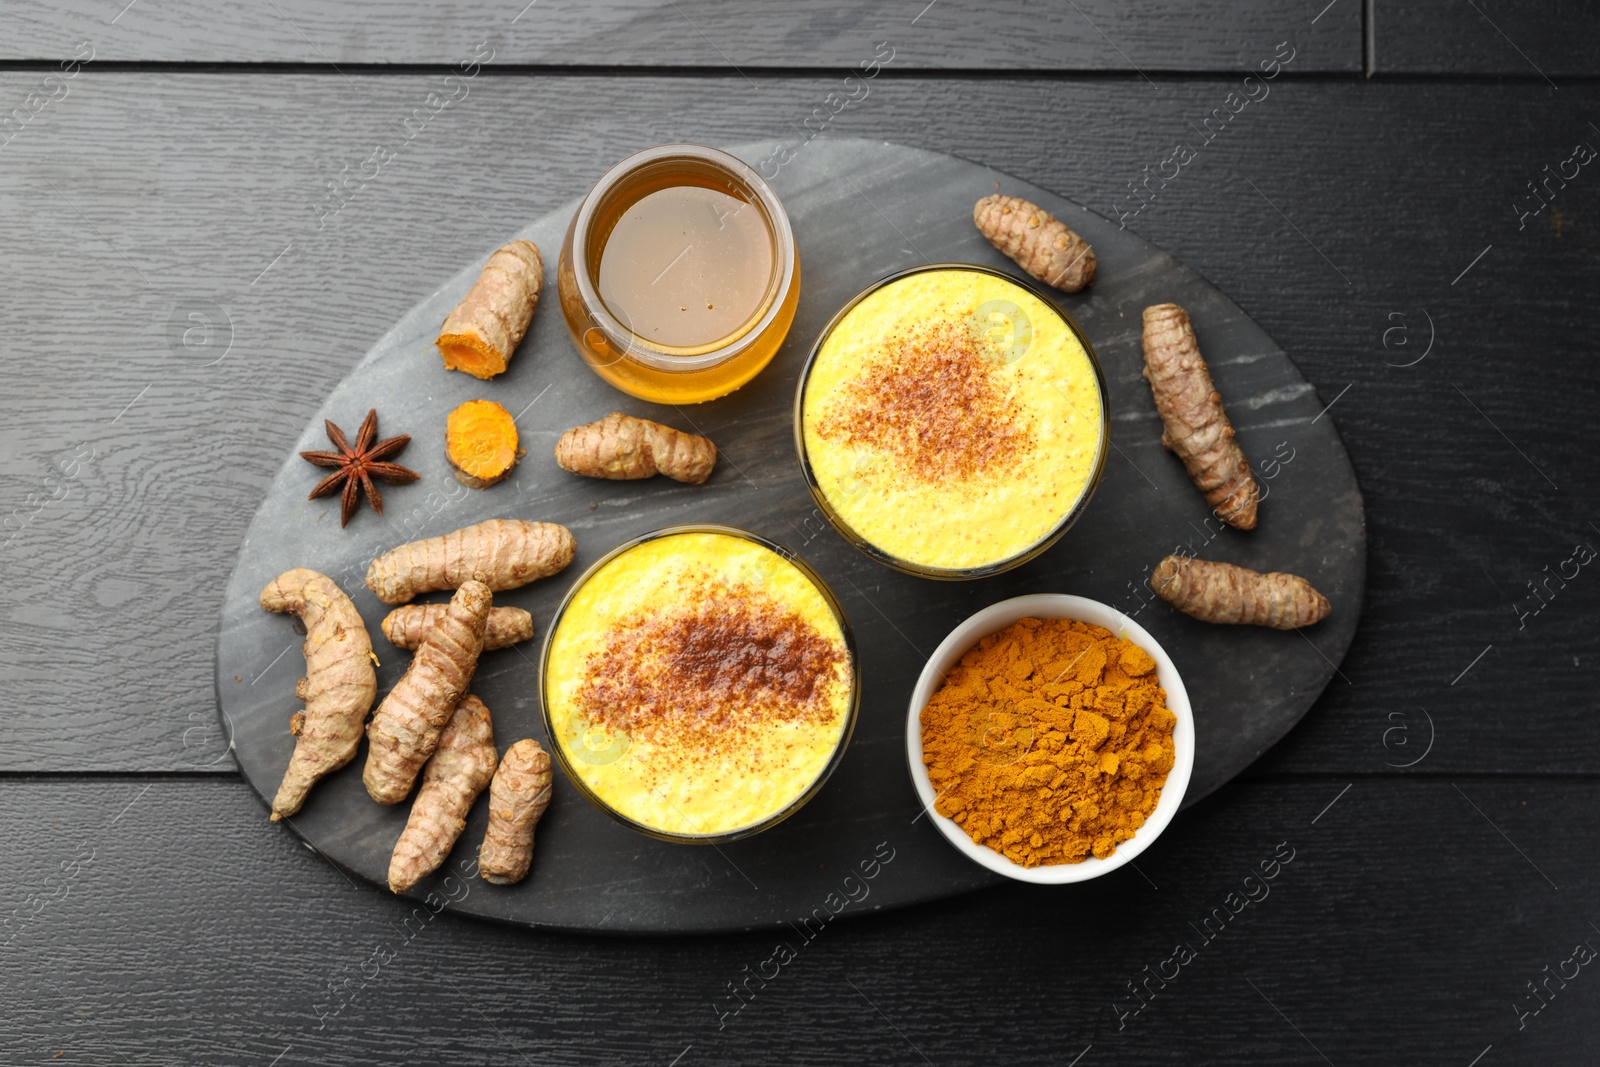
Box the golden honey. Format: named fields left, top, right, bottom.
left=597, top=184, right=773, bottom=347
left=558, top=145, right=800, bottom=404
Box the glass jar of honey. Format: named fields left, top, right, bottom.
left=557, top=144, right=800, bottom=404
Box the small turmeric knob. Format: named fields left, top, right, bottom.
left=387, top=694, right=499, bottom=894
left=478, top=738, right=554, bottom=886
left=1141, top=303, right=1259, bottom=530
left=381, top=604, right=534, bottom=651
left=1152, top=555, right=1330, bottom=629
left=554, top=412, right=717, bottom=484
left=973, top=194, right=1096, bottom=292
left=363, top=580, right=493, bottom=805
left=366, top=519, right=576, bottom=605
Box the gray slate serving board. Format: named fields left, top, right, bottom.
left=215, top=138, right=1364, bottom=934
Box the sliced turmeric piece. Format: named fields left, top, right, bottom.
left=381, top=604, right=534, bottom=651
left=365, top=518, right=576, bottom=605
left=259, top=568, right=376, bottom=821
left=974, top=194, right=1096, bottom=293
left=554, top=412, right=717, bottom=484
left=478, top=738, right=554, bottom=886
left=1152, top=555, right=1330, bottom=629
left=445, top=399, right=522, bottom=489
left=363, top=580, right=492, bottom=804
left=1141, top=303, right=1259, bottom=530
left=436, top=239, right=543, bottom=380
left=388, top=694, right=498, bottom=894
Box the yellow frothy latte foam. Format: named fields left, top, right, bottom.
left=801, top=268, right=1104, bottom=573
left=544, top=531, right=855, bottom=838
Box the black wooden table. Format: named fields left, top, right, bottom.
left=3, top=3, right=1596, bottom=1063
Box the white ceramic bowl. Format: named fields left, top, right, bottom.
left=905, top=594, right=1194, bottom=884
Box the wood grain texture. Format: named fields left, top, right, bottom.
left=2, top=776, right=1594, bottom=1063
left=1, top=73, right=1597, bottom=782
left=1374, top=1, right=1600, bottom=78
left=2, top=0, right=1359, bottom=71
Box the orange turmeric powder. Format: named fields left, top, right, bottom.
left=920, top=617, right=1177, bottom=867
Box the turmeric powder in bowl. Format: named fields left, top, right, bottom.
left=919, top=616, right=1177, bottom=868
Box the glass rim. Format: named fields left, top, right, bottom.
left=537, top=523, right=862, bottom=844
left=568, top=143, right=798, bottom=374
left=792, top=261, right=1111, bottom=581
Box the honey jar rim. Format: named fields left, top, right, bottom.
left=568, top=143, right=798, bottom=373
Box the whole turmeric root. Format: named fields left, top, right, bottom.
left=259, top=569, right=377, bottom=821
left=445, top=399, right=522, bottom=489
left=381, top=604, right=534, bottom=652
left=365, top=518, right=576, bottom=605
left=1141, top=303, right=1260, bottom=530
left=363, top=580, right=492, bottom=804
left=478, top=739, right=553, bottom=886
left=388, top=694, right=498, bottom=894
left=554, top=412, right=717, bottom=484
left=1152, top=555, right=1330, bottom=629
left=437, top=239, right=544, bottom=380
left=974, top=194, right=1096, bottom=293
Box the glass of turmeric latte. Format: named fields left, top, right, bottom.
left=796, top=264, right=1108, bottom=579
left=540, top=527, right=859, bottom=842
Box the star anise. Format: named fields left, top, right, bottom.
left=300, top=408, right=419, bottom=527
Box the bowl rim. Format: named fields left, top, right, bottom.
left=538, top=523, right=861, bottom=844
left=905, top=593, right=1195, bottom=884
left=792, top=261, right=1110, bottom=581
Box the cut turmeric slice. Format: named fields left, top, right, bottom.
left=436, top=239, right=543, bottom=380
left=445, top=399, right=522, bottom=489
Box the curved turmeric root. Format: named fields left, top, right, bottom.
left=259, top=569, right=376, bottom=821
left=974, top=194, right=1096, bottom=293
left=364, top=580, right=492, bottom=804
left=365, top=518, right=576, bottom=605
left=437, top=239, right=543, bottom=380
left=1152, top=555, right=1329, bottom=629
left=381, top=604, right=534, bottom=651
left=388, top=694, right=498, bottom=894
left=555, top=412, right=717, bottom=484
left=445, top=399, right=522, bottom=489
left=1141, top=303, right=1259, bottom=530
left=478, top=739, right=553, bottom=886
